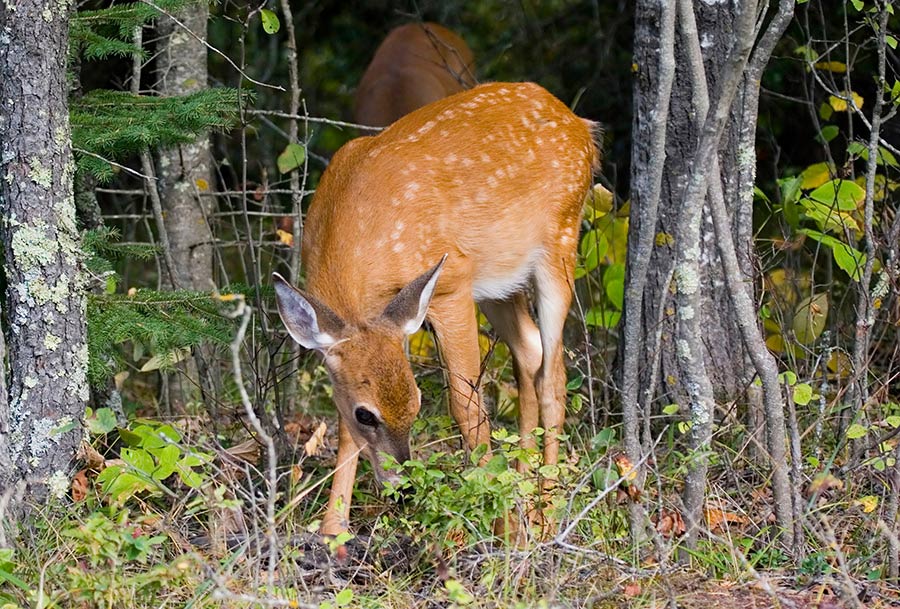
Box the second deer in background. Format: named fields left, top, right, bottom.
left=354, top=22, right=476, bottom=128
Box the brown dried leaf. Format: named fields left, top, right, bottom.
left=807, top=472, right=844, bottom=496
left=304, top=422, right=328, bottom=457
left=623, top=582, right=642, bottom=598
left=77, top=440, right=105, bottom=470
left=226, top=438, right=260, bottom=465
left=71, top=469, right=89, bottom=502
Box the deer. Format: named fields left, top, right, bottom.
left=354, top=22, right=476, bottom=128
left=274, top=81, right=599, bottom=539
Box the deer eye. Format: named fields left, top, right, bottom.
left=355, top=407, right=379, bottom=428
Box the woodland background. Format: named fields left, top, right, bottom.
left=0, top=0, right=899, bottom=607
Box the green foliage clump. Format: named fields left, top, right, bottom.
left=71, top=88, right=244, bottom=181
left=70, top=0, right=191, bottom=61
left=87, top=288, right=236, bottom=386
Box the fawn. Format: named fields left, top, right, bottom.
left=275, top=81, right=598, bottom=537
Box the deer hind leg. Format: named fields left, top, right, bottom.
left=531, top=256, right=575, bottom=536
left=321, top=418, right=361, bottom=537
left=480, top=293, right=544, bottom=544
left=480, top=293, right=543, bottom=473
left=429, top=292, right=492, bottom=456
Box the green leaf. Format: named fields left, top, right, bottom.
left=277, top=143, right=306, bottom=174
left=260, top=9, right=280, bottom=34
left=850, top=0, right=863, bottom=10
left=334, top=588, right=353, bottom=607
left=121, top=447, right=155, bottom=474
left=831, top=241, right=866, bottom=281
left=808, top=179, right=864, bottom=211
left=818, top=125, right=839, bottom=143
left=793, top=383, right=813, bottom=406
left=0, top=566, right=30, bottom=592
left=800, top=229, right=867, bottom=281
left=885, top=415, right=900, bottom=429
left=117, top=427, right=143, bottom=447
left=605, top=279, right=624, bottom=310
left=778, top=175, right=802, bottom=206
left=484, top=454, right=508, bottom=475
left=565, top=375, right=583, bottom=391
left=148, top=445, right=180, bottom=481
left=778, top=371, right=798, bottom=386
left=579, top=229, right=608, bottom=274
left=584, top=307, right=620, bottom=329
left=662, top=404, right=680, bottom=416
left=887, top=35, right=897, bottom=50
left=87, top=407, right=118, bottom=435
left=846, top=423, right=868, bottom=439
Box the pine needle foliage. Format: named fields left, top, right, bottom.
left=71, top=88, right=244, bottom=181
left=87, top=289, right=236, bottom=386
left=83, top=226, right=158, bottom=277
left=70, top=0, right=190, bottom=61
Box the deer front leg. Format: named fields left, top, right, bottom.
left=321, top=418, right=360, bottom=537
left=429, top=293, right=492, bottom=458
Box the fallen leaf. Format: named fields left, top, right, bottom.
left=614, top=454, right=642, bottom=500
left=807, top=472, right=843, bottom=496
left=304, top=422, right=328, bottom=457
left=655, top=508, right=686, bottom=538
left=705, top=506, right=750, bottom=532
left=623, top=582, right=641, bottom=597
left=226, top=438, right=260, bottom=464
left=71, top=469, right=89, bottom=502
left=77, top=440, right=105, bottom=469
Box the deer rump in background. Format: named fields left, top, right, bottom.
left=354, top=22, right=477, bottom=128
left=275, top=81, right=598, bottom=537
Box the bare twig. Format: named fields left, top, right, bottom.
left=226, top=298, right=278, bottom=590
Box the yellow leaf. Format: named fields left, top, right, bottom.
left=829, top=91, right=864, bottom=112
left=814, top=61, right=847, bottom=73
left=195, top=178, right=210, bottom=191
left=766, top=334, right=785, bottom=354
left=584, top=183, right=613, bottom=216
left=216, top=293, right=240, bottom=302
left=276, top=229, right=294, bottom=247
left=855, top=495, right=878, bottom=513
left=409, top=328, right=435, bottom=358
left=799, top=162, right=833, bottom=189
left=827, top=351, right=853, bottom=378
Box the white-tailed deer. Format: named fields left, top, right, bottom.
left=274, top=82, right=598, bottom=537
left=354, top=22, right=476, bottom=128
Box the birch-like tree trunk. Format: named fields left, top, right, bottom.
left=623, top=0, right=796, bottom=551
left=155, top=3, right=218, bottom=409
left=0, top=0, right=87, bottom=508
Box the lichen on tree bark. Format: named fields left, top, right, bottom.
left=0, top=0, right=87, bottom=507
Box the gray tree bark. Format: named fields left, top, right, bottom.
left=155, top=4, right=217, bottom=409
left=623, top=0, right=796, bottom=551
left=0, top=0, right=87, bottom=506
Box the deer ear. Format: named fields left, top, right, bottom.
left=273, top=273, right=344, bottom=350
left=382, top=255, right=447, bottom=335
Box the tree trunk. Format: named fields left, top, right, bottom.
left=623, top=0, right=796, bottom=551
left=155, top=4, right=218, bottom=409
left=0, top=0, right=87, bottom=507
